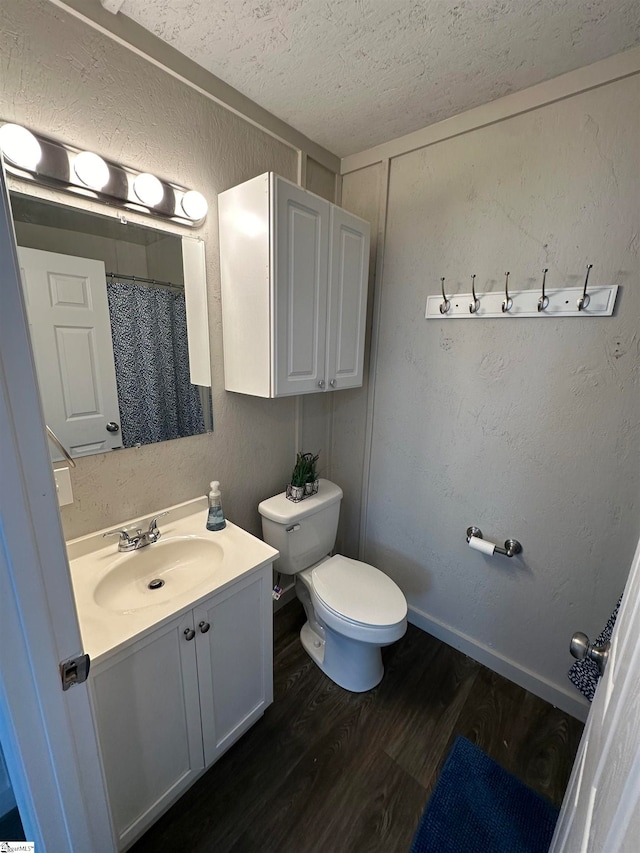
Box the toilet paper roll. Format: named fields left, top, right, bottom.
left=468, top=536, right=496, bottom=556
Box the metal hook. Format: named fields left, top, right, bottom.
left=469, top=274, right=479, bottom=314
left=439, top=277, right=450, bottom=314
left=501, top=271, right=513, bottom=313
left=537, top=268, right=549, bottom=312
left=577, top=264, right=593, bottom=311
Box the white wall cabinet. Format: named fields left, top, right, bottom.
left=219, top=172, right=370, bottom=397
left=89, top=566, right=273, bottom=851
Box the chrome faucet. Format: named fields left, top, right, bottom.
left=103, top=512, right=169, bottom=552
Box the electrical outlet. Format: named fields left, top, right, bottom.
left=54, top=466, right=73, bottom=507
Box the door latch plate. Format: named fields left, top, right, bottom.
left=60, top=654, right=90, bottom=690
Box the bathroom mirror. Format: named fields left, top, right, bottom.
left=10, top=192, right=213, bottom=462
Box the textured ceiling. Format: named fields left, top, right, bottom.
left=116, top=0, right=640, bottom=157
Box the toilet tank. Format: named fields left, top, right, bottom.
left=258, top=479, right=343, bottom=575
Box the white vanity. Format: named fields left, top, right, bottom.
left=66, top=497, right=278, bottom=851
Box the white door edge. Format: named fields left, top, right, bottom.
left=0, top=164, right=115, bottom=850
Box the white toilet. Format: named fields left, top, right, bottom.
left=258, top=479, right=407, bottom=692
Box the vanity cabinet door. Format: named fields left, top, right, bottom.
left=90, top=613, right=204, bottom=850
left=326, top=207, right=370, bottom=391
left=194, top=566, right=273, bottom=767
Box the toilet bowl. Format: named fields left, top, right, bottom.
left=258, top=479, right=407, bottom=692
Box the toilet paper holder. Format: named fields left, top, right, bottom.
left=466, top=527, right=522, bottom=558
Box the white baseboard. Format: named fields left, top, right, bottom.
left=408, top=605, right=589, bottom=723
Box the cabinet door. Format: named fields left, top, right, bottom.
left=90, top=615, right=204, bottom=850
left=326, top=207, right=370, bottom=390
left=273, top=176, right=330, bottom=396
left=194, top=567, right=273, bottom=767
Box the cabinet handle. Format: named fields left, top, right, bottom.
left=318, top=380, right=325, bottom=389
left=184, top=628, right=196, bottom=641
left=199, top=621, right=210, bottom=634
left=329, top=379, right=336, bottom=387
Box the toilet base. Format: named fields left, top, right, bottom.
left=300, top=620, right=384, bottom=693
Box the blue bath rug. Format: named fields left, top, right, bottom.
left=411, top=736, right=559, bottom=853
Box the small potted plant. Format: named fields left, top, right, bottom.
left=286, top=451, right=320, bottom=502
left=304, top=451, right=320, bottom=496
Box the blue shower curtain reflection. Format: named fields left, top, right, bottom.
left=106, top=280, right=205, bottom=448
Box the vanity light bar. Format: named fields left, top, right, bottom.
left=0, top=122, right=208, bottom=226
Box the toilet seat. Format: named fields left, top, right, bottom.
left=310, top=555, right=407, bottom=627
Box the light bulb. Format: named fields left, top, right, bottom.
left=0, top=123, right=42, bottom=171
left=181, top=190, right=208, bottom=221
left=73, top=151, right=110, bottom=190
left=133, top=172, right=164, bottom=207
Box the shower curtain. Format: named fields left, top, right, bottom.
left=106, top=280, right=205, bottom=448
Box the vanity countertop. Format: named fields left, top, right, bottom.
left=66, top=496, right=278, bottom=664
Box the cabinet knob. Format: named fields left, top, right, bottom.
left=184, top=628, right=196, bottom=641
left=199, top=621, right=210, bottom=634
left=318, top=380, right=325, bottom=389
left=329, top=379, right=336, bottom=387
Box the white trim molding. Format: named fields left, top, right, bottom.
left=341, top=45, right=640, bottom=175
left=408, top=605, right=590, bottom=723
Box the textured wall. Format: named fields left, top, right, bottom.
left=14, top=221, right=150, bottom=277
left=341, top=75, right=640, bottom=711
left=305, top=157, right=336, bottom=203
left=332, top=163, right=384, bottom=557
left=0, top=0, right=307, bottom=539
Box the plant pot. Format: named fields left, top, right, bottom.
left=286, top=484, right=305, bottom=503
left=304, top=479, right=319, bottom=497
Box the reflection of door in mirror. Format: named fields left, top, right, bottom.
left=18, top=247, right=123, bottom=458
left=11, top=192, right=213, bottom=461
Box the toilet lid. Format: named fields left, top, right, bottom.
left=311, top=555, right=407, bottom=627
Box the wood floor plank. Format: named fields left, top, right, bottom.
left=232, top=741, right=426, bottom=853
left=434, top=665, right=584, bottom=807
left=383, top=640, right=480, bottom=788
left=131, top=600, right=584, bottom=853
left=502, top=690, right=585, bottom=806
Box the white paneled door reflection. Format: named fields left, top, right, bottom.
left=17, top=247, right=121, bottom=460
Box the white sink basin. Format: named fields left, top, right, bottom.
left=66, top=496, right=279, bottom=662
left=93, top=536, right=224, bottom=613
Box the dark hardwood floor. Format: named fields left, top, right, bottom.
left=130, top=600, right=584, bottom=853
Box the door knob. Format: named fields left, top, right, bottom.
left=106, top=421, right=120, bottom=433
left=570, top=631, right=610, bottom=676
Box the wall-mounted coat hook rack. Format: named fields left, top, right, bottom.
left=577, top=264, right=593, bottom=311
left=502, top=271, right=513, bottom=313
left=469, top=274, right=479, bottom=314
left=537, top=268, right=549, bottom=312
left=426, top=267, right=616, bottom=319
left=439, top=276, right=450, bottom=314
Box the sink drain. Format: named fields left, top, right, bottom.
left=148, top=578, right=165, bottom=590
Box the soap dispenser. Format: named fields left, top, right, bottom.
left=206, top=481, right=226, bottom=531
